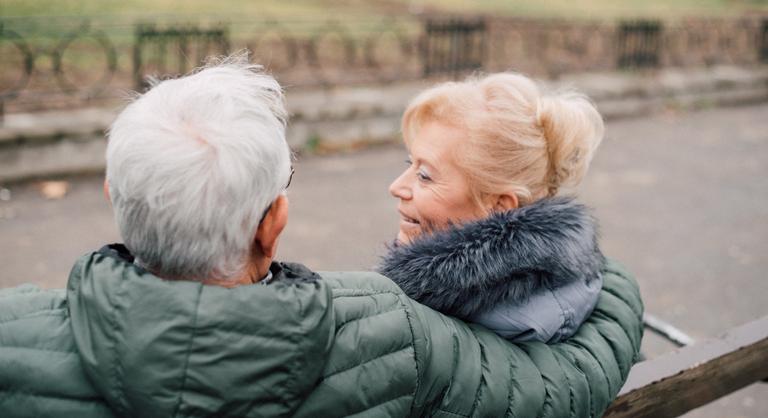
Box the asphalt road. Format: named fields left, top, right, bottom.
left=1, top=104, right=767, bottom=417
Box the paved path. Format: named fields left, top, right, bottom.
left=1, top=104, right=767, bottom=417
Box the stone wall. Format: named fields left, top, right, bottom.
left=483, top=16, right=767, bottom=77
left=3, top=65, right=768, bottom=183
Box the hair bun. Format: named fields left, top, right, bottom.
left=536, top=92, right=604, bottom=195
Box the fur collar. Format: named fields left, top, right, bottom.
left=377, top=197, right=604, bottom=320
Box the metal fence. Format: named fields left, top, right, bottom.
left=761, top=19, right=768, bottom=62
left=2, top=15, right=768, bottom=118
left=133, top=24, right=230, bottom=89
left=617, top=20, right=662, bottom=69
left=0, top=17, right=427, bottom=116
left=0, top=19, right=128, bottom=116
left=423, top=17, right=486, bottom=77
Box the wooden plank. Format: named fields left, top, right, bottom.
left=604, top=315, right=768, bottom=418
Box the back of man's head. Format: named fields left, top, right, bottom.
left=106, top=54, right=292, bottom=282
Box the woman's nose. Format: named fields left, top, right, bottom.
left=389, top=169, right=412, bottom=200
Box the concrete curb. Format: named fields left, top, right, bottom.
left=1, top=65, right=767, bottom=183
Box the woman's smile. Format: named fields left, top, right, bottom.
left=399, top=210, right=420, bottom=225
left=397, top=209, right=421, bottom=241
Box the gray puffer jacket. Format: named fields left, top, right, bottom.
left=379, top=197, right=603, bottom=342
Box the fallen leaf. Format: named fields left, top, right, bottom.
left=38, top=181, right=69, bottom=200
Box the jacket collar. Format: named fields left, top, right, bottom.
left=378, top=197, right=604, bottom=320
left=67, top=246, right=333, bottom=417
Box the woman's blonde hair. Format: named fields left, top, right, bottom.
left=402, top=73, right=604, bottom=206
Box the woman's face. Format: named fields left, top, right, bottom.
left=389, top=122, right=487, bottom=244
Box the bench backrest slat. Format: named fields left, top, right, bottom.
left=605, top=315, right=768, bottom=418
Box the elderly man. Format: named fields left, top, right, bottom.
left=0, top=57, right=643, bottom=417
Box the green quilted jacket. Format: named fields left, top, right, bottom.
left=0, top=247, right=643, bottom=417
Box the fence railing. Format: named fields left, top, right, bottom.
left=605, top=315, right=768, bottom=417
left=133, top=24, right=230, bottom=89
left=2, top=15, right=768, bottom=118
left=761, top=20, right=768, bottom=62
left=423, top=17, right=486, bottom=77
left=617, top=20, right=662, bottom=69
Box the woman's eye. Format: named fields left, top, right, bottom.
left=404, top=158, right=431, bottom=182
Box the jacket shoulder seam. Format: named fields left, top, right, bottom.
left=397, top=294, right=423, bottom=416
left=323, top=346, right=413, bottom=380
left=103, top=263, right=129, bottom=415
left=1, top=345, right=78, bottom=356
left=336, top=307, right=402, bottom=332
left=503, top=357, right=515, bottom=417
left=469, top=338, right=487, bottom=415
left=0, top=308, right=67, bottom=325
left=0, top=388, right=105, bottom=403
left=171, top=285, right=203, bottom=418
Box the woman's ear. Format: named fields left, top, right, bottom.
left=493, top=193, right=519, bottom=212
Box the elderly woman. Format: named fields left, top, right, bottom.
left=379, top=73, right=607, bottom=342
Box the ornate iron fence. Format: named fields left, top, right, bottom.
left=52, top=22, right=119, bottom=95
left=1, top=18, right=130, bottom=118
left=423, top=17, right=486, bottom=77
left=0, top=22, right=33, bottom=118
left=133, top=24, right=230, bottom=89
left=238, top=18, right=422, bottom=86
left=618, top=20, right=662, bottom=69
left=1, top=15, right=767, bottom=119
left=0, top=16, right=428, bottom=117
left=761, top=18, right=768, bottom=63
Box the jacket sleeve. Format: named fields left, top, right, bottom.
left=0, top=285, right=116, bottom=418
left=407, top=258, right=643, bottom=418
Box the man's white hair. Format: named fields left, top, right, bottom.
left=106, top=54, right=291, bottom=281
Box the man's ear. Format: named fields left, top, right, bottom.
left=491, top=193, right=519, bottom=212
left=254, top=194, right=289, bottom=259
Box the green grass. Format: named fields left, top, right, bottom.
left=3, top=0, right=767, bottom=20
left=1, top=0, right=392, bottom=20
left=414, top=0, right=768, bottom=20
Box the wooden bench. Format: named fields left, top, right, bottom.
left=605, top=315, right=768, bottom=417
